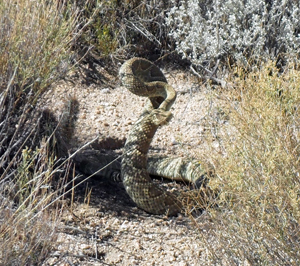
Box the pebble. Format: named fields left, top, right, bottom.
left=171, top=137, right=178, bottom=145
left=101, top=88, right=110, bottom=93
left=40, top=73, right=219, bottom=266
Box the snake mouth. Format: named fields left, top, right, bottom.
left=120, top=57, right=181, bottom=215
left=149, top=96, right=165, bottom=109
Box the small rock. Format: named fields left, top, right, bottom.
left=101, top=88, right=110, bottom=94
left=171, top=137, right=178, bottom=145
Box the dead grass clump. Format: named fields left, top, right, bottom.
left=0, top=0, right=86, bottom=264
left=0, top=0, right=82, bottom=91
left=0, top=142, right=69, bottom=265
left=198, top=62, right=300, bottom=265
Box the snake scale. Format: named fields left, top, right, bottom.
left=119, top=58, right=205, bottom=215
left=74, top=58, right=208, bottom=215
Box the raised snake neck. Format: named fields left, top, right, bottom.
left=119, top=57, right=182, bottom=215
left=73, top=58, right=208, bottom=216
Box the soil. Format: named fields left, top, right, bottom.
left=41, top=64, right=228, bottom=266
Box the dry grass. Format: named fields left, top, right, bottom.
left=0, top=0, right=91, bottom=264
left=0, top=0, right=83, bottom=92
left=1, top=1, right=299, bottom=265
left=196, top=62, right=300, bottom=265
left=0, top=142, right=70, bottom=265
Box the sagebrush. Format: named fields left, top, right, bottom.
left=166, top=0, right=300, bottom=68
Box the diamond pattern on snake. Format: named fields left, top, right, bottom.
left=119, top=58, right=207, bottom=215
left=74, top=58, right=208, bottom=215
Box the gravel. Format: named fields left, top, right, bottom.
left=41, top=67, right=228, bottom=266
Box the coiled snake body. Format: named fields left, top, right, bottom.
left=119, top=58, right=189, bottom=215
left=74, top=58, right=208, bottom=216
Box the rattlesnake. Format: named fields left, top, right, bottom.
left=74, top=58, right=209, bottom=215
left=119, top=58, right=206, bottom=215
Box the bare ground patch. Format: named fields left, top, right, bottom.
left=40, top=67, right=227, bottom=266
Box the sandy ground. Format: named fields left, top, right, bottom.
left=41, top=65, right=229, bottom=266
